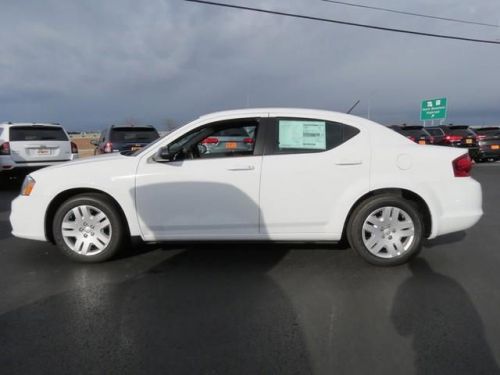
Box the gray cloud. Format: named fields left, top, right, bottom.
left=1, top=0, right=500, bottom=130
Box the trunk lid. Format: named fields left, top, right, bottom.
left=9, top=125, right=72, bottom=163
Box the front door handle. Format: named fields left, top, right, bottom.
left=335, top=160, right=363, bottom=166
left=227, top=165, right=255, bottom=171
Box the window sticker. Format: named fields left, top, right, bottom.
left=278, top=120, right=326, bottom=150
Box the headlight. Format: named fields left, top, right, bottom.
left=21, top=175, right=36, bottom=196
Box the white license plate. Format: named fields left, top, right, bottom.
left=36, top=148, right=50, bottom=155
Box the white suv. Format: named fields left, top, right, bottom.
left=0, top=122, right=78, bottom=179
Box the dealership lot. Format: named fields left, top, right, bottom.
left=0, top=163, right=499, bottom=374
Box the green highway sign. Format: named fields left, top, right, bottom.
left=420, top=98, right=447, bottom=121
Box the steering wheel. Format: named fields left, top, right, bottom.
left=182, top=145, right=200, bottom=160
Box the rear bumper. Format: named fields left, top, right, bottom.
left=429, top=177, right=483, bottom=239
left=1, top=157, right=77, bottom=172
left=477, top=146, right=500, bottom=160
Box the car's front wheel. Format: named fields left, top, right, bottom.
left=53, top=193, right=127, bottom=262
left=347, top=195, right=423, bottom=266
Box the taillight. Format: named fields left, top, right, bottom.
left=445, top=135, right=462, bottom=143
left=452, top=154, right=472, bottom=177
left=243, top=137, right=254, bottom=144
left=71, top=142, right=78, bottom=154
left=429, top=136, right=435, bottom=144
left=104, top=142, right=113, bottom=153
left=201, top=137, right=219, bottom=145
left=0, top=142, right=10, bottom=155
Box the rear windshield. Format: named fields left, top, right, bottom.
left=475, top=128, right=499, bottom=135
left=448, top=129, right=475, bottom=137
left=398, top=129, right=428, bottom=137
left=426, top=128, right=444, bottom=136
left=10, top=126, right=68, bottom=141
left=110, top=128, right=159, bottom=142
left=217, top=128, right=249, bottom=137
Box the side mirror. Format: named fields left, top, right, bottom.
left=90, top=139, right=98, bottom=146
left=154, top=144, right=183, bottom=162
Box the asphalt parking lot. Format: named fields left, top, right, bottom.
left=0, top=163, right=499, bottom=375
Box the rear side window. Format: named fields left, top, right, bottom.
left=217, top=127, right=249, bottom=137
left=269, top=118, right=359, bottom=154
left=110, top=128, right=159, bottom=142
left=10, top=126, right=68, bottom=141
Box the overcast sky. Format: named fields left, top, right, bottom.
left=1, top=0, right=500, bottom=130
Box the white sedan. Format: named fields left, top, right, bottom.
left=10, top=109, right=482, bottom=266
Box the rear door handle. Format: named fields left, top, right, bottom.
left=227, top=165, right=255, bottom=171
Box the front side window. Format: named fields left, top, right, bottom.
left=167, top=118, right=260, bottom=160
left=269, top=118, right=359, bottom=155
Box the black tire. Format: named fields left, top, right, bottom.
left=53, top=193, right=127, bottom=263
left=347, top=194, right=423, bottom=266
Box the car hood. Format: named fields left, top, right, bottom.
left=45, top=153, right=128, bottom=170
left=29, top=152, right=139, bottom=182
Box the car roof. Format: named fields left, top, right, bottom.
left=110, top=124, right=156, bottom=128
left=474, top=126, right=499, bottom=131
left=196, top=108, right=387, bottom=131
left=444, top=125, right=470, bottom=129
left=398, top=125, right=424, bottom=130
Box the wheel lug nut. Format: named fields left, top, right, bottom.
left=79, top=228, right=83, bottom=232
left=84, top=234, right=88, bottom=238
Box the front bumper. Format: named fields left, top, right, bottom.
left=10, top=194, right=48, bottom=241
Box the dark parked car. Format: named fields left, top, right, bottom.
left=440, top=125, right=480, bottom=160
left=92, top=125, right=160, bottom=155
left=473, top=127, right=500, bottom=162
left=389, top=125, right=433, bottom=145
left=425, top=127, right=446, bottom=145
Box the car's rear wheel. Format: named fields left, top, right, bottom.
left=53, top=193, right=127, bottom=262
left=347, top=195, right=423, bottom=266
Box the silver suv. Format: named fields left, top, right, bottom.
left=0, top=122, right=78, bottom=179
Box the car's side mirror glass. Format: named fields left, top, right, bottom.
left=154, top=144, right=183, bottom=162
